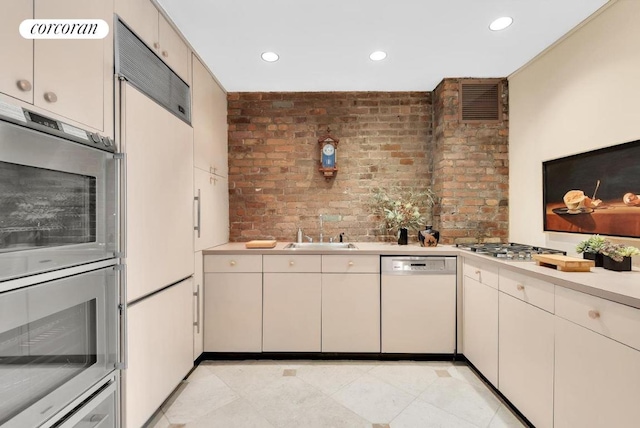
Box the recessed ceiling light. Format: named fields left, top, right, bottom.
left=369, top=51, right=387, bottom=61
left=261, top=52, right=279, bottom=62
left=489, top=16, right=513, bottom=31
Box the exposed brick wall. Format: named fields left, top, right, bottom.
left=431, top=78, right=509, bottom=244
left=227, top=92, right=433, bottom=242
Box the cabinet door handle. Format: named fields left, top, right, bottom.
left=193, top=284, right=200, bottom=334
left=16, top=79, right=32, bottom=92
left=348, top=261, right=354, bottom=266
left=588, top=310, right=600, bottom=319
left=516, top=284, right=525, bottom=291
left=43, top=92, right=57, bottom=103
left=475, top=270, right=481, bottom=275
left=289, top=260, right=295, bottom=266
left=162, top=50, right=168, bottom=58
left=153, top=42, right=160, bottom=49
left=229, top=260, right=236, bottom=266
left=194, top=189, right=201, bottom=238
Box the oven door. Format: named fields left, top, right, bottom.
left=0, top=263, right=118, bottom=428
left=0, top=119, right=118, bottom=283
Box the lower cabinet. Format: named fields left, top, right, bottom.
left=498, top=292, right=554, bottom=428
left=263, top=273, right=322, bottom=352
left=203, top=272, right=263, bottom=352
left=463, top=276, right=498, bottom=386
left=322, top=273, right=380, bottom=352
left=554, top=284, right=640, bottom=427
left=124, top=278, right=193, bottom=428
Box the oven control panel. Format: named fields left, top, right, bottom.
left=0, top=99, right=115, bottom=153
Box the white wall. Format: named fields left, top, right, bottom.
left=508, top=0, right=640, bottom=262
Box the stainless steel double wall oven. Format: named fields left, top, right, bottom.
left=0, top=100, right=122, bottom=428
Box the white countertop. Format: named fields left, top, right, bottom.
left=203, top=242, right=640, bottom=309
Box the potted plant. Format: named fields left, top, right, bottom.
left=575, top=235, right=606, bottom=267
left=600, top=242, right=640, bottom=272
left=371, top=187, right=437, bottom=245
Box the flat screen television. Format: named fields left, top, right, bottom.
left=543, top=139, right=640, bottom=238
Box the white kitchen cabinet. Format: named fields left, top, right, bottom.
left=498, top=292, right=554, bottom=428
left=554, top=316, right=640, bottom=428
left=115, top=0, right=190, bottom=83
left=203, top=255, right=262, bottom=352
left=0, top=0, right=113, bottom=132
left=192, top=54, right=228, bottom=177
left=122, top=84, right=194, bottom=302
left=193, top=251, right=204, bottom=359
left=462, top=275, right=498, bottom=386
left=322, top=269, right=380, bottom=352
left=194, top=169, right=229, bottom=251
left=125, top=278, right=194, bottom=428
left=0, top=1, right=32, bottom=103
left=263, top=272, right=322, bottom=352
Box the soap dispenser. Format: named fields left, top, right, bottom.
left=297, top=227, right=303, bottom=243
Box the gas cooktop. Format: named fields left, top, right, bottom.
left=456, top=242, right=566, bottom=261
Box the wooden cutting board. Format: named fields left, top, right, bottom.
left=245, top=240, right=277, bottom=249
left=532, top=254, right=594, bottom=272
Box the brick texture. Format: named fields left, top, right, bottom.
left=227, top=92, right=433, bottom=242
left=431, top=78, right=509, bottom=244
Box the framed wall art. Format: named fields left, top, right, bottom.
left=543, top=139, right=640, bottom=238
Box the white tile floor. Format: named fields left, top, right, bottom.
left=147, top=360, right=527, bottom=428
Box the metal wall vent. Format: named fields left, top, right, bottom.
left=459, top=79, right=501, bottom=122
left=115, top=19, right=191, bottom=124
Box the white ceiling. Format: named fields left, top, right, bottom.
left=156, top=0, right=609, bottom=92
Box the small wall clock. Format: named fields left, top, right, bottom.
left=318, top=128, right=339, bottom=179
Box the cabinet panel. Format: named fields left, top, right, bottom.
left=193, top=251, right=204, bottom=359
left=158, top=14, right=190, bottom=83
left=463, top=258, right=499, bottom=289
left=114, top=0, right=159, bottom=51
left=555, top=285, right=640, bottom=351
left=34, top=0, right=108, bottom=131
left=554, top=317, right=640, bottom=428
left=322, top=273, right=380, bottom=352
left=499, top=269, right=554, bottom=313
left=263, top=273, right=321, bottom=352
left=204, top=255, right=262, bottom=273
left=463, top=276, right=498, bottom=386
left=192, top=55, right=228, bottom=177
left=321, top=255, right=379, bottom=273
left=125, top=278, right=193, bottom=428
left=195, top=169, right=229, bottom=251
left=0, top=1, right=33, bottom=103
left=499, top=293, right=554, bottom=428
left=263, top=255, right=321, bottom=273
left=124, top=85, right=194, bottom=302
left=204, top=273, right=263, bottom=352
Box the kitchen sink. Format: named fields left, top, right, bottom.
left=283, top=242, right=358, bottom=250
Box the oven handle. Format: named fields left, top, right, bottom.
left=118, top=263, right=128, bottom=370
left=53, top=379, right=116, bottom=428
left=115, top=152, right=127, bottom=258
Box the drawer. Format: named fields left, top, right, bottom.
left=499, top=269, right=555, bottom=313
left=263, top=255, right=321, bottom=273
left=555, top=286, right=640, bottom=352
left=463, top=258, right=499, bottom=289
left=204, top=255, right=262, bottom=273
left=322, top=255, right=379, bottom=273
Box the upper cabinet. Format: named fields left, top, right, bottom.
left=192, top=55, right=228, bottom=177
left=0, top=0, right=113, bottom=133
left=115, top=0, right=190, bottom=83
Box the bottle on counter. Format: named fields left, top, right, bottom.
left=297, top=227, right=303, bottom=243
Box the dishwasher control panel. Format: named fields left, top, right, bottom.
left=381, top=256, right=456, bottom=275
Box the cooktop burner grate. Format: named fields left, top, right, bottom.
left=456, top=242, right=566, bottom=261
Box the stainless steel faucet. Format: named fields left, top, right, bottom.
left=319, top=214, right=324, bottom=243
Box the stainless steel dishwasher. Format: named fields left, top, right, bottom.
left=381, top=256, right=457, bottom=354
